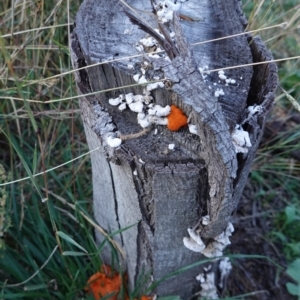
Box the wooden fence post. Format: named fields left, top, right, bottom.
left=70, top=0, right=277, bottom=297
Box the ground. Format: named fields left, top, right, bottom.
left=226, top=183, right=296, bottom=300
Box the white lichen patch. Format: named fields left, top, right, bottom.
left=231, top=125, right=252, bottom=153
left=196, top=272, right=219, bottom=299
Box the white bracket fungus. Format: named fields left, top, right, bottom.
left=189, top=223, right=235, bottom=298
left=118, top=102, right=127, bottom=111
left=109, top=95, right=124, bottom=106
left=146, top=82, right=164, bottom=92
left=214, top=88, right=225, bottom=98
left=226, top=78, right=236, bottom=84
left=241, top=104, right=263, bottom=125
left=137, top=75, right=148, bottom=84
left=219, top=257, right=232, bottom=288
left=148, top=104, right=170, bottom=117
left=106, top=135, right=122, bottom=148
left=218, top=70, right=227, bottom=81
left=129, top=101, right=144, bottom=113
left=183, top=222, right=234, bottom=258
left=231, top=125, right=252, bottom=153
left=188, top=124, right=198, bottom=135
left=201, top=215, right=211, bottom=225
left=183, top=228, right=206, bottom=253
left=133, top=74, right=140, bottom=82
left=196, top=271, right=219, bottom=299
left=168, top=143, right=175, bottom=150
left=198, top=66, right=209, bottom=80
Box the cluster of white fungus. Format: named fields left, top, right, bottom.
left=198, top=66, right=241, bottom=101
left=218, top=70, right=236, bottom=85
left=155, top=0, right=182, bottom=23
left=196, top=257, right=232, bottom=299
left=109, top=90, right=170, bottom=128
left=106, top=134, right=122, bottom=148
left=219, top=257, right=232, bottom=288
left=231, top=124, right=252, bottom=154
left=198, top=66, right=210, bottom=80
left=195, top=258, right=232, bottom=299
left=139, top=36, right=157, bottom=48
left=242, top=104, right=263, bottom=125
left=183, top=220, right=234, bottom=258
left=196, top=269, right=219, bottom=300
left=214, top=88, right=225, bottom=98
left=188, top=124, right=198, bottom=135
left=184, top=220, right=234, bottom=299
left=136, top=33, right=166, bottom=60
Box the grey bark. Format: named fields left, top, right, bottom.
left=71, top=0, right=278, bottom=298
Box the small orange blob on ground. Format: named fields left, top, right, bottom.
left=86, top=264, right=152, bottom=300
left=167, top=105, right=188, bottom=131
left=86, top=265, right=122, bottom=300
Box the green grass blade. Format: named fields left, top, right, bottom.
left=56, top=231, right=88, bottom=253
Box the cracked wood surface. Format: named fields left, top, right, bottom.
left=71, top=0, right=278, bottom=297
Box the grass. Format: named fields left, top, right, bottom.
left=0, top=0, right=300, bottom=299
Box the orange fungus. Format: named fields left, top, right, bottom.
left=86, top=264, right=122, bottom=300
left=167, top=105, right=188, bottom=131
left=85, top=264, right=152, bottom=300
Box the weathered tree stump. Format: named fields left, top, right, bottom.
left=71, top=0, right=278, bottom=297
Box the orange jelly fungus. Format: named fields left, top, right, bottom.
left=86, top=264, right=152, bottom=300
left=167, top=105, right=188, bottom=131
